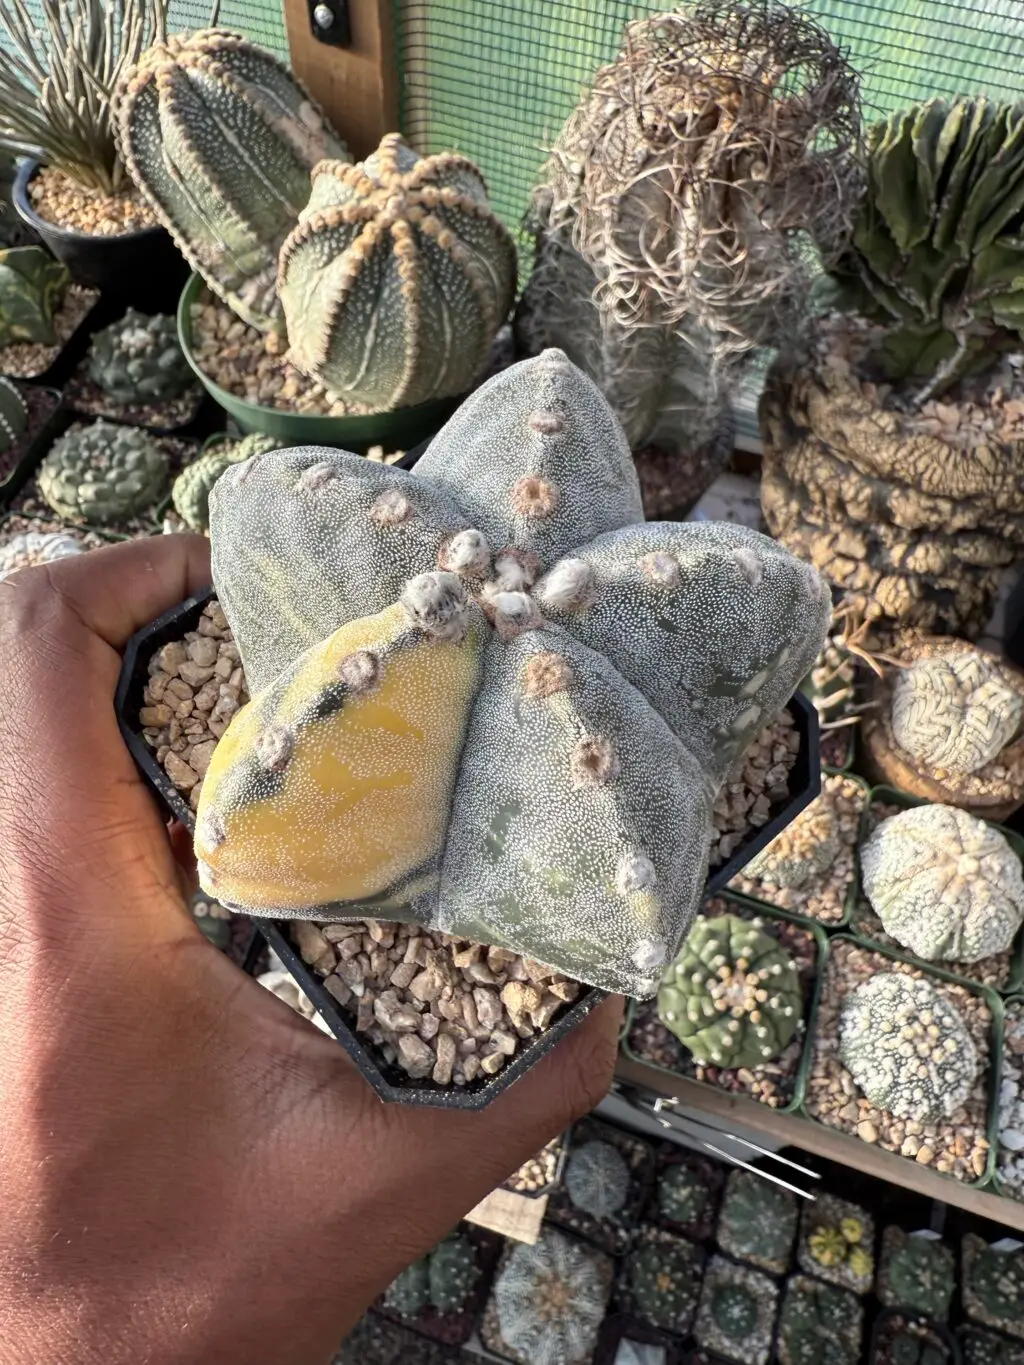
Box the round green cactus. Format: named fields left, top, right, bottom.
left=861, top=805, right=1024, bottom=963
left=427, top=1234, right=479, bottom=1314
left=87, top=309, right=193, bottom=404
left=0, top=246, right=69, bottom=348
left=278, top=133, right=517, bottom=410
left=564, top=1141, right=630, bottom=1219
left=712, top=1282, right=758, bottom=1338
left=384, top=1258, right=429, bottom=1318
left=657, top=1164, right=708, bottom=1228
left=891, top=651, right=1024, bottom=777
left=172, top=433, right=282, bottom=533
left=780, top=1275, right=863, bottom=1365
left=37, top=421, right=170, bottom=526
left=718, top=1167, right=798, bottom=1273
left=193, top=351, right=830, bottom=998
left=880, top=1229, right=955, bottom=1320
left=627, top=1237, right=701, bottom=1332
left=837, top=972, right=978, bottom=1122
left=493, top=1229, right=607, bottom=1365
left=657, top=914, right=802, bottom=1067
left=968, top=1242, right=1024, bottom=1328
left=0, top=375, right=28, bottom=455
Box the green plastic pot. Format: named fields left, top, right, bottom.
left=176, top=273, right=462, bottom=453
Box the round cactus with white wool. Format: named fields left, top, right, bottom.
left=0, top=529, right=84, bottom=580
left=891, top=650, right=1024, bottom=776
left=37, top=421, right=170, bottom=525
left=493, top=1229, right=607, bottom=1365
left=192, top=349, right=830, bottom=997
left=861, top=804, right=1024, bottom=962
left=746, top=795, right=841, bottom=888
left=837, top=971, right=978, bottom=1122
left=565, top=1141, right=630, bottom=1218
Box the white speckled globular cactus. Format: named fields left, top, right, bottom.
left=891, top=651, right=1024, bottom=776
left=277, top=133, right=517, bottom=410
left=193, top=350, right=830, bottom=997
left=861, top=804, right=1024, bottom=962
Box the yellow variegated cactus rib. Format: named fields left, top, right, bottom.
left=197, top=597, right=484, bottom=913
left=196, top=350, right=831, bottom=998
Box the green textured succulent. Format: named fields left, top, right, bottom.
left=627, top=1235, right=701, bottom=1334
left=657, top=1164, right=709, bottom=1230
left=829, top=98, right=1024, bottom=396
left=384, top=1258, right=429, bottom=1319
left=0, top=375, right=28, bottom=455
left=37, top=420, right=170, bottom=525
left=0, top=246, right=69, bottom=348
left=880, top=1229, right=955, bottom=1321
left=87, top=309, right=192, bottom=404
left=718, top=1168, right=798, bottom=1275
left=657, top=914, right=802, bottom=1068
left=964, top=1236, right=1024, bottom=1335
left=428, top=1234, right=479, bottom=1315
left=114, top=29, right=349, bottom=332
left=278, top=133, right=517, bottom=411
left=959, top=1325, right=1024, bottom=1365
left=695, top=1256, right=777, bottom=1365
left=564, top=1141, right=630, bottom=1219
left=172, top=433, right=282, bottom=533
left=779, top=1275, right=863, bottom=1365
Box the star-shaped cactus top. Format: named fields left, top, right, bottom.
left=195, top=350, right=830, bottom=996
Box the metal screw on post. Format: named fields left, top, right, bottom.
left=313, top=4, right=333, bottom=28
left=307, top=0, right=350, bottom=46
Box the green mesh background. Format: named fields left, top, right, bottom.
left=396, top=0, right=1024, bottom=237
left=167, top=0, right=287, bottom=53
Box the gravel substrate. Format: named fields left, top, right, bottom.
left=707, top=709, right=800, bottom=870
left=851, top=801, right=1019, bottom=990
left=503, top=1135, right=564, bottom=1195
left=0, top=383, right=60, bottom=485
left=625, top=896, right=818, bottom=1108
left=805, top=941, right=992, bottom=1182
left=0, top=283, right=97, bottom=377
left=729, top=772, right=866, bottom=924
left=545, top=1117, right=654, bottom=1255
left=67, top=362, right=204, bottom=431
left=693, top=1255, right=778, bottom=1365
left=998, top=999, right=1024, bottom=1199
left=29, top=166, right=158, bottom=235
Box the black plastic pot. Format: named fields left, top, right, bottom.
left=870, top=1308, right=962, bottom=1365
left=0, top=383, right=69, bottom=507
left=15, top=160, right=188, bottom=312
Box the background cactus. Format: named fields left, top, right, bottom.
left=891, top=650, right=1024, bottom=776
left=278, top=133, right=516, bottom=411
left=0, top=246, right=69, bottom=348
left=564, top=1141, right=630, bottom=1219
left=194, top=351, right=829, bottom=998
left=626, top=1234, right=702, bottom=1334
left=38, top=421, right=169, bottom=525
left=383, top=1233, right=479, bottom=1319
left=0, top=375, right=28, bottom=455
left=695, top=1257, right=778, bottom=1365
left=746, top=796, right=842, bottom=888
left=960, top=1325, right=1024, bottom=1365
left=657, top=1164, right=709, bottom=1230
left=492, top=1229, right=608, bottom=1365
left=837, top=972, right=979, bottom=1121
left=963, top=1235, right=1024, bottom=1337
left=0, top=529, right=84, bottom=580
left=172, top=432, right=282, bottom=533
left=657, top=914, right=802, bottom=1067
left=861, top=804, right=1024, bottom=962
left=384, top=1259, right=429, bottom=1319
left=779, top=1275, right=863, bottom=1365
left=87, top=308, right=192, bottom=403
left=798, top=1195, right=874, bottom=1292
left=114, top=28, right=349, bottom=332
left=879, top=1228, right=955, bottom=1320
left=717, top=1168, right=798, bottom=1274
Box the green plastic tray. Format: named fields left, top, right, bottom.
left=619, top=891, right=830, bottom=1117
left=800, top=931, right=1004, bottom=1190
left=852, top=786, right=1024, bottom=996
left=992, top=993, right=1024, bottom=1206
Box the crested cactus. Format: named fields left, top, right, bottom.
left=278, top=134, right=516, bottom=410
left=384, top=1258, right=430, bottom=1318
left=963, top=1235, right=1024, bottom=1337
left=626, top=1234, right=702, bottom=1334
left=192, top=350, right=830, bottom=998
left=492, top=1229, right=609, bottom=1365
left=37, top=421, right=170, bottom=525
left=695, top=1256, right=778, bottom=1365
left=113, top=29, right=349, bottom=332
left=428, top=1234, right=479, bottom=1315
left=860, top=804, right=1024, bottom=962
left=746, top=795, right=842, bottom=888
left=564, top=1141, right=630, bottom=1219
left=779, top=1275, right=863, bottom=1365
left=656, top=915, right=802, bottom=1066
left=172, top=432, right=282, bottom=533
left=879, top=1228, right=955, bottom=1320
left=0, top=376, right=28, bottom=456
left=718, top=1167, right=798, bottom=1274
left=837, top=972, right=979, bottom=1122
left=0, top=246, right=69, bottom=348
left=891, top=650, right=1024, bottom=776
left=0, top=529, right=84, bottom=580
left=87, top=309, right=192, bottom=404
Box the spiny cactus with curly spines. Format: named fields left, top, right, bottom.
left=194, top=351, right=829, bottom=997
left=746, top=795, right=842, bottom=888
left=87, top=308, right=192, bottom=404
left=37, top=421, right=170, bottom=525
left=627, top=1235, right=702, bottom=1334
left=278, top=133, right=516, bottom=410
left=963, top=1236, right=1024, bottom=1335
left=891, top=650, right=1024, bottom=776
left=384, top=1258, right=430, bottom=1318
left=779, top=1276, right=863, bottom=1365
left=837, top=972, right=979, bottom=1122
left=0, top=529, right=84, bottom=580
left=861, top=804, right=1024, bottom=962
left=0, top=246, right=69, bottom=348
left=172, top=432, right=282, bottom=533
left=718, top=1167, right=798, bottom=1273
left=493, top=1229, right=608, bottom=1365
left=564, top=1141, right=630, bottom=1219
left=0, top=376, right=28, bottom=455
left=657, top=915, right=802, bottom=1067
left=657, top=1164, right=709, bottom=1229
left=113, top=28, right=350, bottom=333
left=829, top=98, right=1024, bottom=398
left=880, top=1228, right=955, bottom=1320
left=427, top=1233, right=479, bottom=1314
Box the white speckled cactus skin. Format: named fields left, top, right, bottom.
left=278, top=133, right=516, bottom=409
left=891, top=652, right=1024, bottom=776
left=861, top=804, right=1024, bottom=962
left=195, top=349, right=830, bottom=997
left=837, top=972, right=978, bottom=1122
left=494, top=1230, right=606, bottom=1365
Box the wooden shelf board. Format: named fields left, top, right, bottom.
left=616, top=1056, right=1024, bottom=1233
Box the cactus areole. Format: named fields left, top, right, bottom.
left=193, top=350, right=829, bottom=997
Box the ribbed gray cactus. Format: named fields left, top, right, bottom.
left=113, top=28, right=349, bottom=332
left=493, top=1229, right=607, bottom=1365
left=278, top=133, right=516, bottom=410
left=193, top=350, right=829, bottom=997
left=891, top=651, right=1024, bottom=776
left=564, top=1141, right=630, bottom=1218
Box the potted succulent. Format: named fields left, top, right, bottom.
left=649, top=1151, right=724, bottom=1243
left=333, top=1313, right=462, bottom=1365
left=777, top=1274, right=863, bottom=1365
left=0, top=244, right=100, bottom=387
left=958, top=1324, right=1024, bottom=1365
left=870, top=1309, right=959, bottom=1365
left=877, top=1228, right=955, bottom=1321
left=377, top=1227, right=498, bottom=1347
left=692, top=1255, right=777, bottom=1365
left=796, top=1193, right=875, bottom=1294
left=715, top=1168, right=798, bottom=1276
left=545, top=1117, right=655, bottom=1255
left=0, top=372, right=65, bottom=506
left=762, top=97, right=1024, bottom=639
left=1, top=0, right=186, bottom=306
left=620, top=1229, right=704, bottom=1337
left=0, top=519, right=87, bottom=579
left=68, top=306, right=204, bottom=432
left=962, top=1234, right=1024, bottom=1339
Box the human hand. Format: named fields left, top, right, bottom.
left=0, top=535, right=621, bottom=1365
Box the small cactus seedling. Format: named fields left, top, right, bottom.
left=86, top=309, right=193, bottom=404
left=37, top=421, right=170, bottom=526
left=657, top=915, right=802, bottom=1068
left=491, top=1228, right=609, bottom=1365
left=657, top=1163, right=710, bottom=1232
left=194, top=350, right=830, bottom=997
left=717, top=1167, right=798, bottom=1275
left=860, top=804, right=1024, bottom=963
left=778, top=1275, right=863, bottom=1365
left=427, top=1233, right=479, bottom=1314
left=384, top=1258, right=430, bottom=1318
left=891, top=650, right=1024, bottom=777
left=694, top=1256, right=779, bottom=1365
left=962, top=1235, right=1024, bottom=1338
left=564, top=1140, right=630, bottom=1219
left=0, top=375, right=28, bottom=456
left=879, top=1228, right=955, bottom=1321
left=172, top=432, right=282, bottom=533
left=0, top=246, right=69, bottom=348
left=837, top=972, right=979, bottom=1123
left=626, top=1232, right=703, bottom=1335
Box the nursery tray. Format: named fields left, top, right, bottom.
left=373, top=1224, right=504, bottom=1347
left=855, top=786, right=1024, bottom=995
left=619, top=893, right=830, bottom=1117
left=801, top=932, right=1004, bottom=1190
left=869, top=1307, right=962, bottom=1364
left=0, top=384, right=69, bottom=508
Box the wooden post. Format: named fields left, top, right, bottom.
left=283, top=0, right=399, bottom=159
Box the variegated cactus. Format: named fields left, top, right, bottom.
left=0, top=246, right=69, bottom=348
left=113, top=28, right=349, bottom=332
left=278, top=133, right=516, bottom=410
left=193, top=350, right=829, bottom=997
